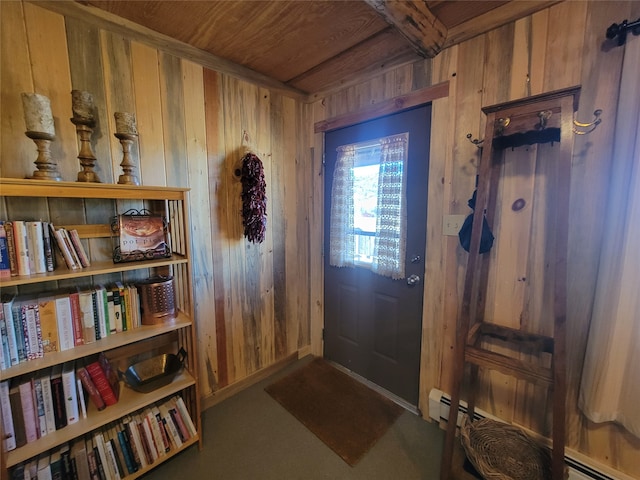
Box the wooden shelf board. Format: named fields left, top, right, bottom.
left=0, top=255, right=187, bottom=287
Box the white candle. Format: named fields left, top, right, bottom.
left=71, top=90, right=95, bottom=122
left=114, top=112, right=137, bottom=135
left=22, top=93, right=55, bottom=136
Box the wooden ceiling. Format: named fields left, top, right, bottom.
left=79, top=1, right=560, bottom=95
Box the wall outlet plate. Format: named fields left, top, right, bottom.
left=443, top=214, right=466, bottom=236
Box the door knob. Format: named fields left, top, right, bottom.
left=407, top=274, right=420, bottom=286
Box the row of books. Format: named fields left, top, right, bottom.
left=1, top=354, right=120, bottom=453
left=1, top=283, right=142, bottom=371
left=0, top=220, right=91, bottom=278
left=7, top=395, right=197, bottom=480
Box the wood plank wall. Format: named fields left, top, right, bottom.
left=0, top=0, right=317, bottom=417
left=312, top=1, right=640, bottom=476
left=1, top=1, right=639, bottom=477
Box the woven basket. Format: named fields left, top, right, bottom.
left=460, top=415, right=557, bottom=480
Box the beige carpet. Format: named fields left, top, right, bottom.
left=265, top=357, right=404, bottom=466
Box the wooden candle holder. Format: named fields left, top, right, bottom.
left=115, top=132, right=140, bottom=185
left=71, top=117, right=101, bottom=182
left=26, top=130, right=62, bottom=181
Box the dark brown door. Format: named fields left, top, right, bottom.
left=323, top=105, right=431, bottom=405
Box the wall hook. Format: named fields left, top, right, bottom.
left=606, top=17, right=640, bottom=46
left=573, top=109, right=602, bottom=135
left=466, top=133, right=483, bottom=148
left=536, top=110, right=552, bottom=130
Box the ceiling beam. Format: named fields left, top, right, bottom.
left=363, top=0, right=447, bottom=58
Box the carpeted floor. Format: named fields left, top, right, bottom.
left=142, top=355, right=446, bottom=479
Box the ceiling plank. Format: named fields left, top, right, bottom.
left=443, top=0, right=562, bottom=49
left=363, top=0, right=448, bottom=58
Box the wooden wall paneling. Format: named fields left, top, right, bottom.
left=419, top=94, right=449, bottom=417
left=182, top=59, right=216, bottom=400
left=528, top=9, right=549, bottom=97
left=439, top=36, right=485, bottom=395
left=204, top=68, right=228, bottom=392
left=309, top=100, right=325, bottom=356
left=294, top=101, right=313, bottom=351
left=0, top=1, right=35, bottom=179
left=100, top=30, right=136, bottom=183
left=159, top=52, right=188, bottom=188
left=221, top=76, right=253, bottom=382
left=411, top=58, right=433, bottom=91
left=255, top=86, right=276, bottom=368
left=476, top=22, right=520, bottom=422
left=65, top=16, right=115, bottom=263
left=269, top=93, right=289, bottom=360
left=543, top=1, right=587, bottom=91
left=65, top=15, right=113, bottom=184
left=131, top=42, right=166, bottom=187
left=23, top=3, right=77, bottom=182
left=422, top=43, right=458, bottom=414
left=283, top=95, right=306, bottom=354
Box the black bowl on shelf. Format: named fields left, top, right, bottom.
left=122, top=347, right=186, bottom=393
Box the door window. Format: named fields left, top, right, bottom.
left=329, top=133, right=408, bottom=279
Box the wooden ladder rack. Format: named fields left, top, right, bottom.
left=440, top=86, right=582, bottom=480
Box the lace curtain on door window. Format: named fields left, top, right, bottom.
left=329, top=134, right=408, bottom=279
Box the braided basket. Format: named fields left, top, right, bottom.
left=460, top=415, right=557, bottom=480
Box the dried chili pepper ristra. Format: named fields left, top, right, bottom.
left=240, top=152, right=267, bottom=243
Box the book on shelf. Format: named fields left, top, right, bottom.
left=94, top=285, right=109, bottom=339
left=77, top=376, right=87, bottom=419
left=68, top=229, right=91, bottom=268
left=0, top=221, right=11, bottom=279
left=76, top=365, right=106, bottom=411
left=62, top=361, right=80, bottom=425
left=21, top=297, right=44, bottom=360
left=71, top=437, right=91, bottom=480
left=85, top=437, right=101, bottom=480
left=38, top=295, right=60, bottom=354
left=36, top=452, right=53, bottom=480
left=78, top=289, right=96, bottom=344
left=107, top=426, right=126, bottom=479
left=84, top=355, right=119, bottom=407
left=0, top=380, right=16, bottom=452
left=24, top=458, right=38, bottom=480
left=9, top=296, right=27, bottom=364
left=32, top=375, right=48, bottom=438
left=50, top=364, right=68, bottom=431
left=3, top=221, right=19, bottom=276
left=26, top=221, right=47, bottom=274
left=49, top=224, right=80, bottom=271
left=2, top=294, right=19, bottom=367
left=69, top=288, right=85, bottom=346
left=157, top=401, right=182, bottom=449
left=173, top=395, right=197, bottom=438
left=136, top=411, right=158, bottom=464
left=49, top=446, right=64, bottom=480
left=18, top=376, right=39, bottom=443
left=12, top=220, right=30, bottom=276
left=123, top=415, right=147, bottom=469
left=145, top=407, right=167, bottom=458
left=106, top=289, right=117, bottom=336
left=60, top=443, right=74, bottom=480
left=55, top=293, right=75, bottom=351
left=0, top=303, right=10, bottom=370
left=94, top=430, right=118, bottom=480
left=41, top=221, right=56, bottom=272
left=115, top=421, right=138, bottom=474
left=39, top=368, right=56, bottom=435
left=8, top=381, right=27, bottom=448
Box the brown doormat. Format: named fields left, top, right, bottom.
left=265, top=357, right=404, bottom=466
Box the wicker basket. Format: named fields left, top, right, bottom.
left=460, top=415, right=560, bottom=480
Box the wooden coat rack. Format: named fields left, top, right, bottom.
left=440, top=86, right=586, bottom=480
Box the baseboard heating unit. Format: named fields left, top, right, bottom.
left=428, top=389, right=633, bottom=480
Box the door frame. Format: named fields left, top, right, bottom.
left=313, top=82, right=450, bottom=407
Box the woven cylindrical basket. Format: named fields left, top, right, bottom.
left=460, top=415, right=559, bottom=480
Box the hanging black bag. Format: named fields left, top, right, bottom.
left=458, top=189, right=494, bottom=254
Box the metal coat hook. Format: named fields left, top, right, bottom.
left=466, top=133, right=483, bottom=148
left=573, top=109, right=603, bottom=135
